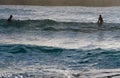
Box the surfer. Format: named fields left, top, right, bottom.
left=97, top=15, right=103, bottom=26
left=7, top=15, right=13, bottom=22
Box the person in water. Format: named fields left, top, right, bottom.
left=97, top=15, right=103, bottom=26
left=7, top=15, right=13, bottom=22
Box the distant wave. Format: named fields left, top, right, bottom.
left=0, top=19, right=120, bottom=32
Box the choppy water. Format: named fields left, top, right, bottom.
left=0, top=5, right=120, bottom=78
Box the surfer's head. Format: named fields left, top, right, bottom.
left=99, top=15, right=102, bottom=17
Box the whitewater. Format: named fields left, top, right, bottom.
left=0, top=5, right=120, bottom=78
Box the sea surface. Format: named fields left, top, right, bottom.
left=0, top=5, right=120, bottom=78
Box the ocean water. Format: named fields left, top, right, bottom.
left=0, top=5, right=120, bottom=78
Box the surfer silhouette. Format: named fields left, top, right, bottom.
left=97, top=15, right=103, bottom=26
left=7, top=15, right=13, bottom=22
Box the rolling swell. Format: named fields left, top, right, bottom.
left=0, top=44, right=120, bottom=69
left=0, top=19, right=120, bottom=32
left=0, top=44, right=120, bottom=77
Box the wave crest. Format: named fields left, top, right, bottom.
left=0, top=19, right=120, bottom=31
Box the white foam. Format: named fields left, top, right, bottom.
left=1, top=64, right=120, bottom=78
left=0, top=30, right=120, bottom=50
